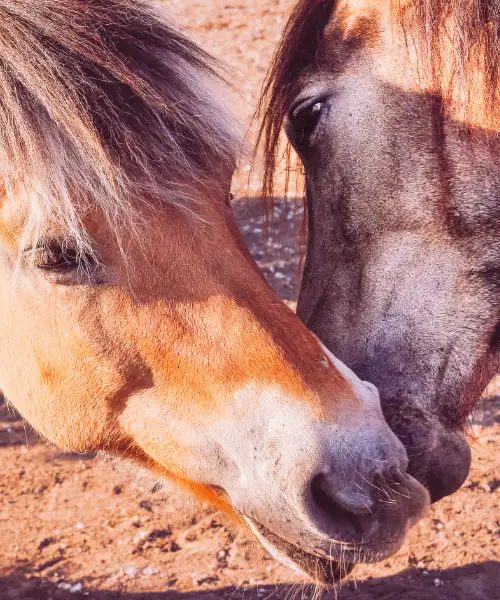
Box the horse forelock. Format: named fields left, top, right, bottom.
left=258, top=0, right=500, bottom=204
left=0, top=0, right=241, bottom=256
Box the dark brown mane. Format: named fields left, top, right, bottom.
left=257, top=0, right=500, bottom=200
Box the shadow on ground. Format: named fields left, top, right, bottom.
left=1, top=561, right=498, bottom=600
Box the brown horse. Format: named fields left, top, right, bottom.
left=259, top=0, right=500, bottom=504
left=0, top=0, right=428, bottom=586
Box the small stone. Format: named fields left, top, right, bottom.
left=162, top=541, right=180, bottom=553
left=58, top=583, right=72, bottom=590
left=134, top=531, right=147, bottom=543
left=488, top=478, right=500, bottom=493
left=196, top=574, right=219, bottom=586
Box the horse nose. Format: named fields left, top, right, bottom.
left=304, top=442, right=417, bottom=540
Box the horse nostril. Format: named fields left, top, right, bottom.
left=308, top=459, right=404, bottom=525
left=309, top=474, right=373, bottom=539
left=313, top=473, right=374, bottom=513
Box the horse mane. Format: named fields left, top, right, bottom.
left=0, top=0, right=240, bottom=254
left=257, top=0, right=500, bottom=200
left=257, top=0, right=335, bottom=201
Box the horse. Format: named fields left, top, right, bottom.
left=258, top=0, right=500, bottom=504
left=0, top=0, right=429, bottom=586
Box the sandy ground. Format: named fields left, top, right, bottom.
left=1, top=2, right=499, bottom=599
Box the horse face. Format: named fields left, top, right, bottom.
left=0, top=182, right=429, bottom=582
left=284, top=1, right=500, bottom=503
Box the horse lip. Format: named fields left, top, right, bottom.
left=244, top=517, right=354, bottom=586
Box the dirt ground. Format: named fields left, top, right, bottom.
left=1, top=2, right=499, bottom=599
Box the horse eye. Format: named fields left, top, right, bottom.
left=32, top=242, right=95, bottom=274
left=289, top=99, right=327, bottom=149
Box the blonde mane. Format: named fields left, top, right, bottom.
left=0, top=0, right=240, bottom=255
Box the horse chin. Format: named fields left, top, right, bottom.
left=244, top=517, right=354, bottom=587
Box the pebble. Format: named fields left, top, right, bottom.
left=57, top=582, right=83, bottom=594
left=134, top=530, right=147, bottom=543
left=58, top=583, right=72, bottom=591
